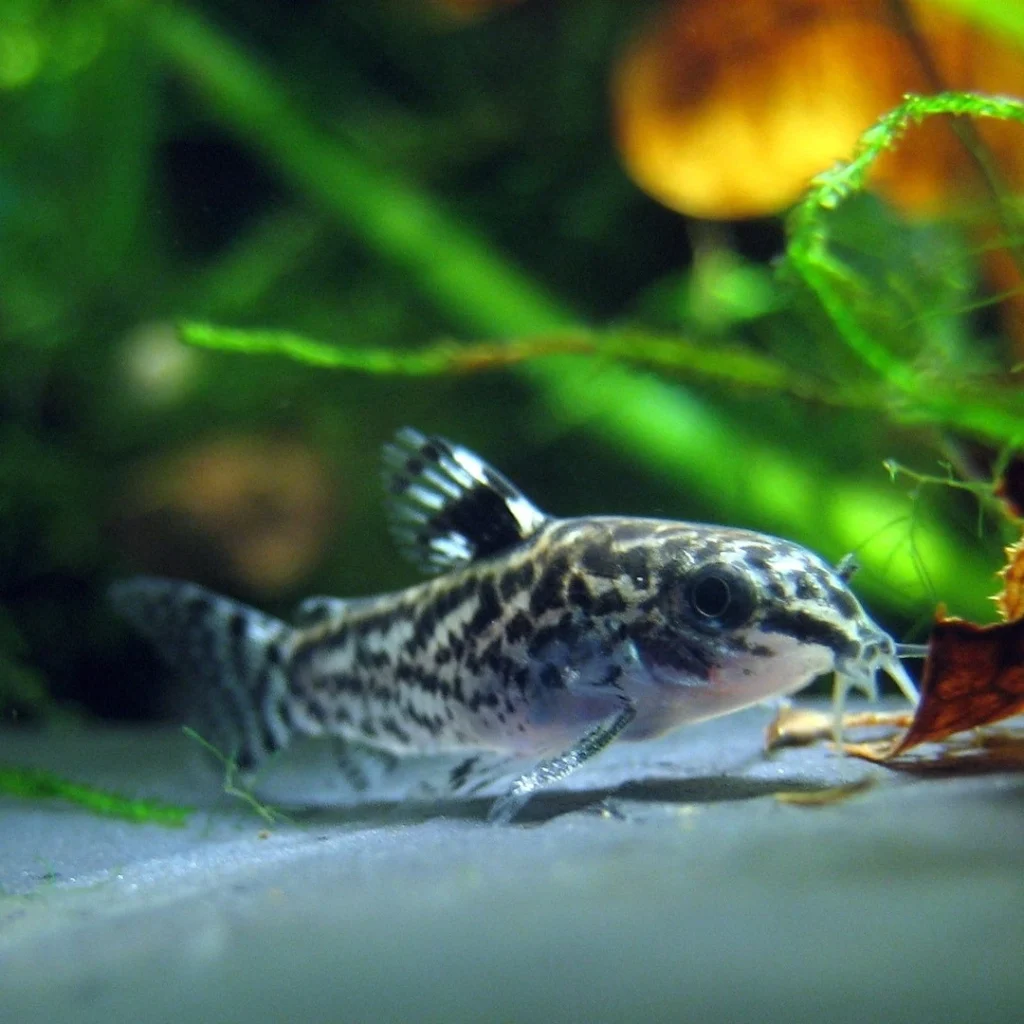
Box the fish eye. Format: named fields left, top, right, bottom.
left=684, top=563, right=756, bottom=629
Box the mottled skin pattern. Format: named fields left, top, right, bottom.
left=111, top=429, right=919, bottom=823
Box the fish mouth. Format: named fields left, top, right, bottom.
left=835, top=637, right=920, bottom=713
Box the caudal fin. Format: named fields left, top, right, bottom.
left=109, top=576, right=294, bottom=774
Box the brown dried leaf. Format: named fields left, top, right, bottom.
left=888, top=615, right=1024, bottom=756
left=843, top=738, right=901, bottom=763
left=995, top=537, right=1024, bottom=622
left=847, top=729, right=1024, bottom=773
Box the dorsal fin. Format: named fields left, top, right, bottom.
left=382, top=427, right=547, bottom=575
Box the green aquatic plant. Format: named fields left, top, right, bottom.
left=0, top=765, right=191, bottom=827
left=786, top=91, right=1024, bottom=446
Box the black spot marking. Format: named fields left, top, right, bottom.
left=759, top=610, right=858, bottom=659
left=468, top=689, right=501, bottom=713
left=499, top=561, right=537, bottom=600
left=567, top=574, right=595, bottom=611
left=505, top=611, right=534, bottom=645
left=449, top=633, right=466, bottom=662
left=529, top=556, right=569, bottom=616
left=409, top=603, right=438, bottom=653
left=513, top=667, right=530, bottom=695
left=236, top=746, right=257, bottom=773
left=740, top=546, right=775, bottom=571
left=592, top=588, right=628, bottom=616
left=634, top=627, right=712, bottom=679
left=555, top=611, right=582, bottom=648
left=825, top=583, right=861, bottom=621
left=450, top=755, right=480, bottom=790
left=380, top=716, right=412, bottom=744
left=539, top=664, right=564, bottom=690
left=337, top=752, right=370, bottom=792
left=480, top=636, right=504, bottom=673
left=403, top=702, right=445, bottom=736
left=468, top=578, right=502, bottom=634
left=330, top=673, right=364, bottom=695
left=580, top=543, right=619, bottom=579
left=527, top=623, right=560, bottom=658
left=354, top=647, right=392, bottom=672
left=259, top=721, right=280, bottom=757
left=275, top=697, right=295, bottom=732
left=619, top=547, right=650, bottom=588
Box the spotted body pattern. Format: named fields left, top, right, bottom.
left=112, top=428, right=920, bottom=822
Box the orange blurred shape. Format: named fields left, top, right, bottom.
left=114, top=436, right=335, bottom=595
left=613, top=0, right=1024, bottom=219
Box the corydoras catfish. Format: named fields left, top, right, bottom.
left=111, top=428, right=921, bottom=823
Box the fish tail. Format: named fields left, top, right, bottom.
left=109, top=576, right=294, bottom=775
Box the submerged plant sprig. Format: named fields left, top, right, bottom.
left=182, top=726, right=291, bottom=826
left=0, top=765, right=192, bottom=827
left=178, top=321, right=880, bottom=407
left=794, top=92, right=1024, bottom=220
left=786, top=91, right=1024, bottom=445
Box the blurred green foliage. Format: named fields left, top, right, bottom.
left=1, top=1, right=1022, bottom=721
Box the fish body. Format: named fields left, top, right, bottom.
left=112, top=428, right=919, bottom=822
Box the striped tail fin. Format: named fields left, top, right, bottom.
left=109, top=576, right=294, bottom=775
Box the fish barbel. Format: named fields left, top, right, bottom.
left=111, top=428, right=921, bottom=823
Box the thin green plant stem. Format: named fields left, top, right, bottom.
left=178, top=321, right=882, bottom=407
left=182, top=727, right=290, bottom=826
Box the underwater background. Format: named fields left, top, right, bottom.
left=2, top=0, right=1023, bottom=726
